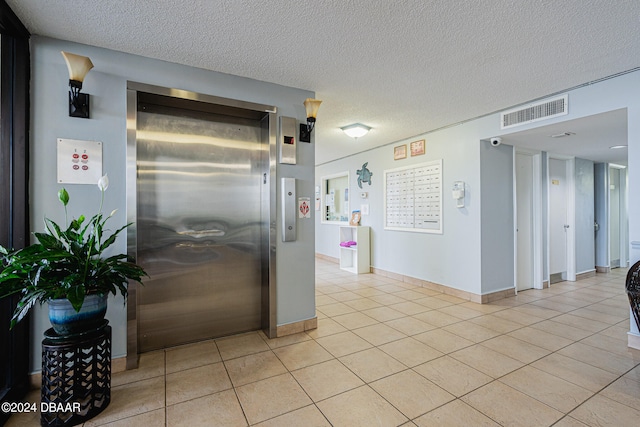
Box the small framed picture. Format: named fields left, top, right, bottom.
left=394, top=144, right=407, bottom=160
left=410, top=139, right=425, bottom=157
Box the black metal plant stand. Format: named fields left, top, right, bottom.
left=626, top=260, right=640, bottom=332
left=41, top=320, right=111, bottom=426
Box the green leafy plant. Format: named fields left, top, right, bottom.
left=0, top=175, right=146, bottom=328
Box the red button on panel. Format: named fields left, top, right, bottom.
left=72, top=154, right=79, bottom=159
left=81, top=154, right=89, bottom=160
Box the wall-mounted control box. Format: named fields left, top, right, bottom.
left=279, top=116, right=297, bottom=165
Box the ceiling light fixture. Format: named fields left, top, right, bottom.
left=341, top=123, right=371, bottom=139
left=609, top=145, right=627, bottom=149
left=299, top=98, right=322, bottom=142
left=61, top=51, right=94, bottom=118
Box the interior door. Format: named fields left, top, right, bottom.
left=516, top=153, right=534, bottom=291
left=549, top=158, right=568, bottom=279
left=135, top=96, right=265, bottom=352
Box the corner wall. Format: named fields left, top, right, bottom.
left=28, top=36, right=316, bottom=372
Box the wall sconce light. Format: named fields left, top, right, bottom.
left=299, top=98, right=322, bottom=142
left=61, top=51, right=94, bottom=119
left=341, top=123, right=371, bottom=139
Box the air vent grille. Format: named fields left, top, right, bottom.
left=501, top=95, right=568, bottom=129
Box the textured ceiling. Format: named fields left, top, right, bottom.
left=7, top=0, right=640, bottom=164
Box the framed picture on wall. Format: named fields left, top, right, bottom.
left=394, top=144, right=407, bottom=160
left=410, top=139, right=425, bottom=156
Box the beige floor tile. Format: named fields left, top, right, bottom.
left=510, top=304, right=563, bottom=319
left=291, top=359, right=364, bottom=401
left=315, top=302, right=356, bottom=317
left=224, top=350, right=287, bottom=387
left=579, top=332, right=640, bottom=357
left=460, top=301, right=506, bottom=314
left=352, top=323, right=407, bottom=346
left=557, top=341, right=639, bottom=375
left=262, top=331, right=312, bottom=349
left=490, top=307, right=546, bottom=325
left=551, top=416, right=590, bottom=426
left=253, top=404, right=331, bottom=427
left=377, top=283, right=410, bottom=293
left=84, top=376, right=165, bottom=426
left=343, top=297, right=383, bottom=311
left=414, top=296, right=455, bottom=309
left=315, top=294, right=338, bottom=306
left=378, top=337, right=443, bottom=367
left=599, top=376, right=640, bottom=408
left=624, top=363, right=640, bottom=382
left=165, top=339, right=220, bottom=374
left=530, top=319, right=594, bottom=341
left=306, top=317, right=347, bottom=339
left=531, top=353, right=618, bottom=392
left=315, top=331, right=373, bottom=357
left=480, top=335, right=550, bottom=364
left=434, top=294, right=468, bottom=304
left=507, top=326, right=574, bottom=351
left=89, top=408, right=165, bottom=427
left=412, top=310, right=462, bottom=327
left=552, top=313, right=610, bottom=333
left=361, top=306, right=406, bottom=322
left=165, top=362, right=232, bottom=406
left=166, top=389, right=247, bottom=427
left=570, top=394, right=640, bottom=426
left=499, top=366, right=593, bottom=412
left=352, top=287, right=388, bottom=297
left=469, top=314, right=523, bottom=334
left=330, top=290, right=363, bottom=302
left=438, top=304, right=484, bottom=320
left=316, top=385, right=408, bottom=427
left=414, top=399, right=500, bottom=427
left=413, top=355, right=493, bottom=397
left=462, top=381, right=563, bottom=427
left=529, top=299, right=580, bottom=312
left=394, top=289, right=432, bottom=300
left=368, top=293, right=407, bottom=305
left=385, top=316, right=437, bottom=335
left=388, top=301, right=430, bottom=316
left=339, top=347, right=407, bottom=383
left=450, top=344, right=524, bottom=378
left=443, top=321, right=502, bottom=343
left=236, top=373, right=312, bottom=425
left=112, top=351, right=165, bottom=387
left=331, top=312, right=378, bottom=329
left=413, top=328, right=474, bottom=353
left=272, top=340, right=333, bottom=370
left=371, top=370, right=454, bottom=419
left=570, top=307, right=627, bottom=324
left=216, top=332, right=270, bottom=360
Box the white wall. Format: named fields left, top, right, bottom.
left=316, top=70, right=640, bottom=311
left=28, top=36, right=316, bottom=371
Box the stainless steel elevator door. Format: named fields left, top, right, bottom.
left=136, top=100, right=264, bottom=352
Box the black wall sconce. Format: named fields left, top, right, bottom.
left=61, top=51, right=94, bottom=119
left=299, top=98, right=322, bottom=142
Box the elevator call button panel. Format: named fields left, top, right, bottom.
left=279, top=116, right=297, bottom=165
left=57, top=138, right=103, bottom=184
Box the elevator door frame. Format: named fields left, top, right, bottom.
left=125, top=82, right=277, bottom=369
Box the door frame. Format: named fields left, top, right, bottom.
left=547, top=154, right=576, bottom=282
left=513, top=149, right=544, bottom=292
left=609, top=163, right=628, bottom=268
left=125, top=82, right=277, bottom=368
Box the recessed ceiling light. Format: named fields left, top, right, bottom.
left=341, top=123, right=371, bottom=139
left=549, top=132, right=575, bottom=138
left=609, top=145, right=627, bottom=149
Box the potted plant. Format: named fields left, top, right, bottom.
left=0, top=175, right=146, bottom=335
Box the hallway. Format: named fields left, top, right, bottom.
left=7, top=259, right=640, bottom=426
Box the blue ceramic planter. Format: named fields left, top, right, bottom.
left=48, top=294, right=108, bottom=336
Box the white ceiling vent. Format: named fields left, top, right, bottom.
left=500, top=94, right=568, bottom=129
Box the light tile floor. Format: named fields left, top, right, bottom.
left=7, top=258, right=640, bottom=426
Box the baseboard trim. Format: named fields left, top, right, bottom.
left=628, top=331, right=640, bottom=350
left=596, top=266, right=611, bottom=273
left=576, top=270, right=596, bottom=280
left=276, top=317, right=318, bottom=337
left=315, top=253, right=339, bottom=263
left=29, top=356, right=127, bottom=390
left=542, top=280, right=550, bottom=289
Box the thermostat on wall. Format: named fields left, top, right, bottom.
left=57, top=138, right=103, bottom=184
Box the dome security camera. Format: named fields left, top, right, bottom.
left=490, top=137, right=502, bottom=147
